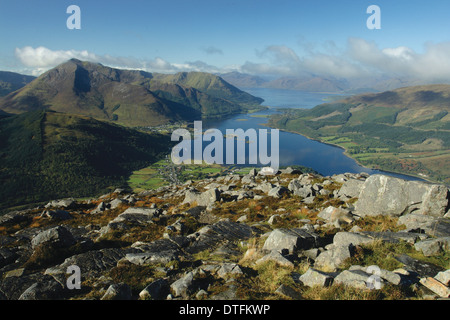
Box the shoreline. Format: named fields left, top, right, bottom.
left=261, top=120, right=434, bottom=184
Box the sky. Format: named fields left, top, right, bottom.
left=1, top=0, right=450, bottom=83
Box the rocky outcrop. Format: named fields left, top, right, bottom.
left=0, top=168, right=449, bottom=300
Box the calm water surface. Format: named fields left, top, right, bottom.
left=202, top=87, right=422, bottom=181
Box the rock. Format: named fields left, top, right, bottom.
left=414, top=237, right=450, bottom=256
left=113, top=207, right=161, bottom=224
left=288, top=180, right=315, bottom=198
left=45, top=199, right=75, bottom=209
left=255, top=250, right=294, bottom=268
left=299, top=268, right=333, bottom=287
left=40, top=210, right=72, bottom=221
left=350, top=265, right=403, bottom=286
left=183, top=188, right=221, bottom=207
left=268, top=186, right=289, bottom=198
left=318, top=207, right=355, bottom=228
left=170, top=272, right=194, bottom=298
left=45, top=248, right=128, bottom=279
left=91, top=201, right=108, bottom=213
left=101, top=283, right=133, bottom=300
left=139, top=279, right=169, bottom=300
left=314, top=244, right=354, bottom=272
left=434, top=270, right=450, bottom=286
left=125, top=250, right=179, bottom=265
left=259, top=167, right=278, bottom=176
left=332, top=232, right=374, bottom=247
left=334, top=269, right=382, bottom=290
left=109, top=198, right=125, bottom=209
left=395, top=254, right=445, bottom=278
left=262, top=228, right=318, bottom=254
left=196, top=289, right=208, bottom=299
left=217, top=263, right=243, bottom=278
left=354, top=175, right=449, bottom=217
left=275, top=284, right=302, bottom=300
left=18, top=278, right=65, bottom=300
left=0, top=212, right=30, bottom=227
left=281, top=167, right=302, bottom=175
left=419, top=277, right=450, bottom=298
left=254, top=181, right=275, bottom=194
left=31, top=226, right=76, bottom=249
left=336, top=178, right=365, bottom=199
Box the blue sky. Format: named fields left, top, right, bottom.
left=1, top=0, right=450, bottom=82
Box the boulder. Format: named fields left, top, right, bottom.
left=255, top=250, right=294, bottom=268
left=288, top=180, right=315, bottom=198
left=183, top=188, right=221, bottom=207
left=31, top=226, right=75, bottom=249
left=414, top=237, right=450, bottom=256
left=334, top=269, right=383, bottom=290
left=314, top=244, right=354, bottom=272
left=354, top=175, right=449, bottom=217
left=268, top=186, right=289, bottom=198
left=139, top=279, right=169, bottom=300
left=101, top=283, right=133, bottom=300
left=332, top=232, right=374, bottom=247
left=262, top=228, right=318, bottom=254
left=170, top=272, right=194, bottom=298
left=299, top=268, right=333, bottom=287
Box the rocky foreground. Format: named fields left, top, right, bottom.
left=0, top=168, right=449, bottom=300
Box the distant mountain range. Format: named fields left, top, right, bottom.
left=268, top=84, right=450, bottom=184
left=0, top=71, right=35, bottom=97
left=219, top=71, right=449, bottom=94
left=0, top=60, right=264, bottom=127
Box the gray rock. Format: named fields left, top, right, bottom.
left=255, top=250, right=294, bottom=268
left=268, top=186, right=289, bottom=198
left=125, top=250, right=179, bottom=265
left=275, top=284, right=302, bottom=299
left=262, top=228, right=318, bottom=254
left=354, top=175, right=449, bottom=217
left=395, top=254, right=445, bottom=278
left=45, top=248, right=128, bottom=279
left=254, top=181, right=275, bottom=194
left=216, top=263, right=243, bottom=278
left=183, top=188, right=221, bottom=207
left=40, top=210, right=72, bottom=221
left=414, top=237, right=450, bottom=256
left=31, top=226, right=75, bottom=249
left=101, top=283, right=133, bottom=300
left=333, top=232, right=374, bottom=247
left=45, top=199, right=75, bottom=209
left=314, top=244, right=354, bottom=272
left=334, top=269, right=382, bottom=289
left=171, top=272, right=194, bottom=298
left=336, top=178, right=365, bottom=199
left=349, top=265, right=402, bottom=286
left=139, top=279, right=169, bottom=300
left=18, top=278, right=65, bottom=300
left=288, top=180, right=315, bottom=198
left=299, top=268, right=333, bottom=287
left=318, top=207, right=355, bottom=228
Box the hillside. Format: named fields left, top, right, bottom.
left=0, top=110, right=171, bottom=211
left=268, top=84, right=450, bottom=184
left=0, top=71, right=35, bottom=97
left=0, top=168, right=448, bottom=301
left=0, top=60, right=264, bottom=127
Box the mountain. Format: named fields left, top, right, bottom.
left=0, top=71, right=35, bottom=97
left=0, top=110, right=171, bottom=211
left=219, top=71, right=268, bottom=88
left=262, top=76, right=349, bottom=92
left=268, top=84, right=450, bottom=183
left=0, top=60, right=264, bottom=127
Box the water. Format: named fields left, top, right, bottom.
left=201, top=87, right=423, bottom=181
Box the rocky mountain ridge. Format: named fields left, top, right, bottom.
left=0, top=168, right=449, bottom=300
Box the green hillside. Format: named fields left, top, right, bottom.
left=268, top=84, right=450, bottom=184
left=0, top=110, right=171, bottom=211
left=0, top=60, right=264, bottom=127
left=0, top=71, right=35, bottom=97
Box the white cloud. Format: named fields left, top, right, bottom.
left=14, top=40, right=450, bottom=84
left=14, top=46, right=227, bottom=76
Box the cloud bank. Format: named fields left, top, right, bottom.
left=14, top=39, right=450, bottom=84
